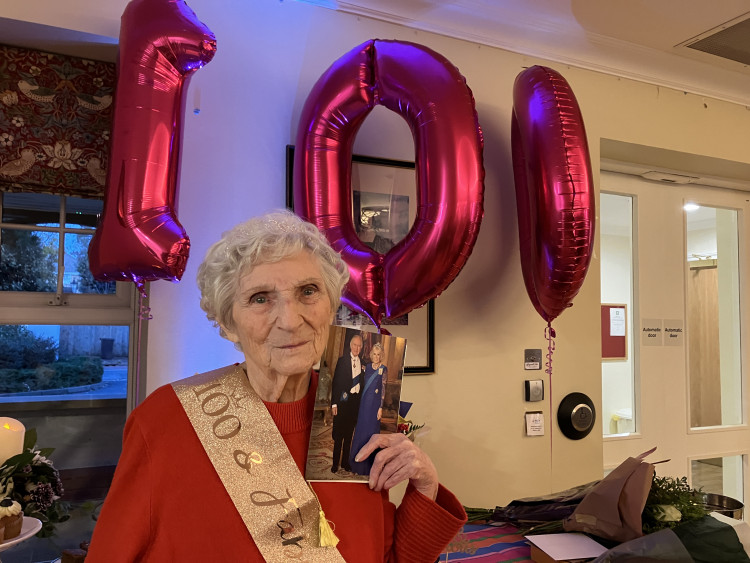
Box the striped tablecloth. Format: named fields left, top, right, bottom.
left=439, top=523, right=534, bottom=562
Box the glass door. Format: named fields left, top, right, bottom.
left=601, top=170, right=749, bottom=509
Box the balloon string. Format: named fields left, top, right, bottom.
left=544, top=322, right=555, bottom=378
left=132, top=277, right=151, bottom=408
left=133, top=277, right=153, bottom=321
left=545, top=322, right=556, bottom=465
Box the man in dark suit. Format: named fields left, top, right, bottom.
left=330, top=333, right=364, bottom=473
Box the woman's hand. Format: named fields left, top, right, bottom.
left=354, top=433, right=439, bottom=501
left=377, top=408, right=382, bottom=420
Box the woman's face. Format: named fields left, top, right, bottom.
left=222, top=251, right=333, bottom=381
left=371, top=348, right=382, bottom=364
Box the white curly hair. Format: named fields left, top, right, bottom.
left=196, top=210, right=349, bottom=339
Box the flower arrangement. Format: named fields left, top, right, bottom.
left=641, top=475, right=708, bottom=534
left=397, top=401, right=426, bottom=441
left=0, top=428, right=69, bottom=537
left=481, top=471, right=711, bottom=538
left=397, top=415, right=425, bottom=441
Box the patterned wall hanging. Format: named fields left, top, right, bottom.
left=0, top=43, right=115, bottom=199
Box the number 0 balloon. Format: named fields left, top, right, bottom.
left=88, top=0, right=216, bottom=285
left=294, top=39, right=485, bottom=328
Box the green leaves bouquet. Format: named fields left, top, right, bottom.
left=0, top=428, right=69, bottom=537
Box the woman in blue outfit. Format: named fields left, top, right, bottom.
left=349, top=343, right=387, bottom=476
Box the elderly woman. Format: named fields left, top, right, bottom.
left=87, top=211, right=466, bottom=562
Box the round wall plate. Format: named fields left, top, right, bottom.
left=557, top=392, right=596, bottom=440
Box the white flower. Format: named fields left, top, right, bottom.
left=0, top=133, right=14, bottom=147
left=11, top=116, right=24, bottom=127
left=654, top=504, right=682, bottom=522
left=93, top=77, right=104, bottom=88
left=29, top=66, right=41, bottom=76
left=43, top=141, right=83, bottom=170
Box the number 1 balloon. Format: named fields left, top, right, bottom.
left=512, top=65, right=595, bottom=378
left=88, top=0, right=216, bottom=285
left=294, top=39, right=485, bottom=328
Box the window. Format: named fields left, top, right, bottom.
left=1, top=192, right=115, bottom=295
left=0, top=324, right=128, bottom=401
left=691, top=455, right=744, bottom=504
left=0, top=191, right=138, bottom=404
left=686, top=205, right=742, bottom=428
left=600, top=192, right=637, bottom=436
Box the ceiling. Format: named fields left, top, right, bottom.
left=0, top=16, right=117, bottom=62
left=319, top=0, right=750, bottom=106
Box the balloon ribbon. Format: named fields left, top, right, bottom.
left=545, top=322, right=556, bottom=462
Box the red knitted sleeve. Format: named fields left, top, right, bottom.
left=389, top=483, right=467, bottom=562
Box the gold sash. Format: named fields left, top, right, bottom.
left=173, top=365, right=345, bottom=562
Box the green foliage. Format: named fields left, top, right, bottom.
left=0, top=229, right=57, bottom=291
left=642, top=475, right=709, bottom=534
left=74, top=249, right=115, bottom=294
left=0, top=325, right=57, bottom=369
left=50, top=356, right=104, bottom=387
left=463, top=506, right=495, bottom=523
left=0, top=429, right=69, bottom=537
left=0, top=356, right=103, bottom=393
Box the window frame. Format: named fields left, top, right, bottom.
left=0, top=191, right=144, bottom=413
left=0, top=192, right=128, bottom=304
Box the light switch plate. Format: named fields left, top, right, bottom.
left=525, top=379, right=544, bottom=402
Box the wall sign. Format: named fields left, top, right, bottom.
left=663, top=319, right=684, bottom=346
left=641, top=319, right=663, bottom=346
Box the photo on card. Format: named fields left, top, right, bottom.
left=306, top=325, right=406, bottom=482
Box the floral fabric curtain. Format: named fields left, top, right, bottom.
left=0, top=44, right=115, bottom=199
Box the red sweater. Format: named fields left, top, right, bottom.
left=87, top=371, right=466, bottom=562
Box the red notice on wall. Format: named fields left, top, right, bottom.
left=602, top=304, right=627, bottom=360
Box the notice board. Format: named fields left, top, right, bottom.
left=601, top=304, right=627, bottom=360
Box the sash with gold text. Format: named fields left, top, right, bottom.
left=173, top=365, right=345, bottom=562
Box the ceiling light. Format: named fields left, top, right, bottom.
left=641, top=171, right=699, bottom=184
left=683, top=203, right=700, bottom=212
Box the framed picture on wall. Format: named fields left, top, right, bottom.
left=285, top=145, right=435, bottom=374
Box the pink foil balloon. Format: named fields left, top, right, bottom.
left=512, top=66, right=595, bottom=324
left=294, top=39, right=484, bottom=327
left=88, top=0, right=216, bottom=283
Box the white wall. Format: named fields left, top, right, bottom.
left=6, top=0, right=750, bottom=508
